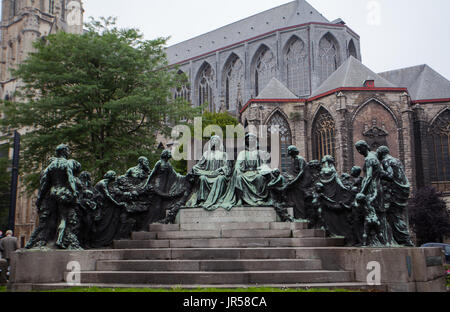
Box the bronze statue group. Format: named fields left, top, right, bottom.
left=25, top=134, right=414, bottom=250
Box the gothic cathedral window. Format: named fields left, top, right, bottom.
left=285, top=38, right=310, bottom=97
left=49, top=0, right=55, bottom=14
left=348, top=40, right=357, bottom=58
left=267, top=112, right=292, bottom=173
left=254, top=47, right=276, bottom=97
left=11, top=0, right=16, bottom=16
left=224, top=55, right=244, bottom=112
left=313, top=108, right=336, bottom=161
left=428, top=110, right=450, bottom=192
left=319, top=34, right=339, bottom=84
left=174, top=70, right=191, bottom=103
left=197, top=63, right=215, bottom=112
left=61, top=0, right=66, bottom=20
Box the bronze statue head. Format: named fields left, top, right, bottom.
left=355, top=140, right=370, bottom=156
left=376, top=146, right=390, bottom=160
left=161, top=150, right=172, bottom=161
left=321, top=155, right=335, bottom=165
left=245, top=133, right=258, bottom=150
left=138, top=156, right=150, bottom=169
left=104, top=170, right=117, bottom=181
left=56, top=144, right=70, bottom=158
left=351, top=166, right=362, bottom=178
left=287, top=145, right=300, bottom=157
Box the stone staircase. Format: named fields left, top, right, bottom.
left=72, top=221, right=379, bottom=290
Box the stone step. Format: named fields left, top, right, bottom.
left=180, top=222, right=271, bottom=231
left=96, top=259, right=323, bottom=272
left=114, top=237, right=345, bottom=249
left=149, top=224, right=180, bottom=232
left=14, top=282, right=387, bottom=292
left=179, top=207, right=281, bottom=224
left=120, top=248, right=302, bottom=260
left=134, top=229, right=302, bottom=240
left=78, top=270, right=354, bottom=285
left=148, top=222, right=308, bottom=232
left=114, top=240, right=171, bottom=249
left=221, top=229, right=292, bottom=238
left=131, top=232, right=157, bottom=240
left=293, top=229, right=326, bottom=238
left=157, top=230, right=222, bottom=240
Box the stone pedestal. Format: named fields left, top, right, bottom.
left=177, top=207, right=294, bottom=224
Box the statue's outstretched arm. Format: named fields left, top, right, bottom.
left=36, top=169, right=51, bottom=208
left=143, top=161, right=161, bottom=189
left=103, top=183, right=122, bottom=207
left=360, top=165, right=374, bottom=195
left=67, top=167, right=78, bottom=196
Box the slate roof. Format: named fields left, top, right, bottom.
left=166, top=0, right=329, bottom=64
left=311, top=56, right=398, bottom=97
left=379, top=64, right=450, bottom=101
left=256, top=77, right=299, bottom=99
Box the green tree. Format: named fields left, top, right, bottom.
left=197, top=110, right=239, bottom=135
left=171, top=111, right=239, bottom=174
left=0, top=17, right=199, bottom=192
left=408, top=186, right=450, bottom=246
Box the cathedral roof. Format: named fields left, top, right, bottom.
left=256, top=78, right=299, bottom=100
left=311, top=56, right=398, bottom=97
left=166, top=0, right=329, bottom=64
left=378, top=64, right=450, bottom=102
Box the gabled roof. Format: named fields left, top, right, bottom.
left=378, top=64, right=450, bottom=102
left=256, top=77, right=299, bottom=100
left=167, top=0, right=329, bottom=64
left=311, top=56, right=398, bottom=97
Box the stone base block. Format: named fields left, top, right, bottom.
left=177, top=207, right=294, bottom=224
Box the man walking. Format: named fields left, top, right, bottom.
left=0, top=230, right=19, bottom=280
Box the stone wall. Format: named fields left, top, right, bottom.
left=241, top=90, right=415, bottom=186
left=8, top=247, right=446, bottom=292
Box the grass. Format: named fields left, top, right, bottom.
left=0, top=286, right=6, bottom=292
left=44, top=287, right=359, bottom=293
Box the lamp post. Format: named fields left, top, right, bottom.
left=8, top=131, right=20, bottom=231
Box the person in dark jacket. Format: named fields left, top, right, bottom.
left=0, top=230, right=19, bottom=280
left=0, top=230, right=18, bottom=266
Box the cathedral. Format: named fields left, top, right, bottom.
left=0, top=0, right=449, bottom=245
left=167, top=0, right=450, bottom=206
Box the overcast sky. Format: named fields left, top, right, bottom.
left=80, top=0, right=450, bottom=79
left=2, top=0, right=448, bottom=79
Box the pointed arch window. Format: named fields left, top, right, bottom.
left=319, top=34, right=339, bottom=83
left=428, top=110, right=450, bottom=192
left=267, top=112, right=292, bottom=173
left=254, top=47, right=276, bottom=96
left=175, top=85, right=191, bottom=103
left=197, top=64, right=215, bottom=112
left=224, top=56, right=244, bottom=112
left=49, top=0, right=55, bottom=14
left=11, top=0, right=17, bottom=16
left=285, top=38, right=310, bottom=97
left=174, top=70, right=191, bottom=103
left=313, top=108, right=336, bottom=161
left=348, top=40, right=357, bottom=58
left=61, top=0, right=66, bottom=20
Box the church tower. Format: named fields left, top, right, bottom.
left=0, top=0, right=84, bottom=247
left=0, top=0, right=84, bottom=100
